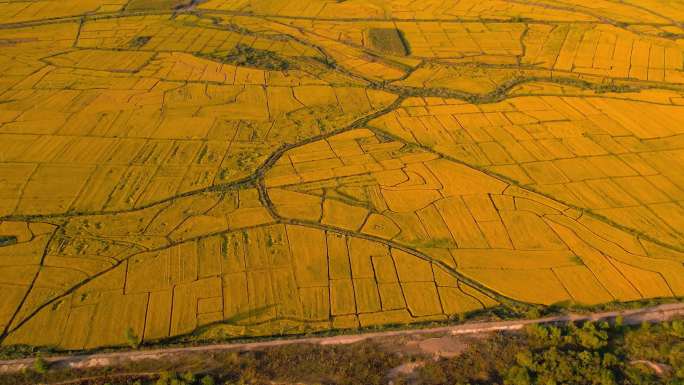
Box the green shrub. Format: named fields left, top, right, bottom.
left=125, top=327, right=141, bottom=349
left=32, top=355, right=49, bottom=374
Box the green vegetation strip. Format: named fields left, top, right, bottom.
left=2, top=316, right=682, bottom=385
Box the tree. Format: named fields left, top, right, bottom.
left=505, top=366, right=531, bottom=385
left=156, top=371, right=175, bottom=385
left=575, top=322, right=608, bottom=350
left=670, top=320, right=684, bottom=338
left=201, top=375, right=216, bottom=385
left=181, top=371, right=196, bottom=383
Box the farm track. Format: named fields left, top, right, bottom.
left=0, top=302, right=683, bottom=375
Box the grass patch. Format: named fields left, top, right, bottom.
left=0, top=235, right=17, bottom=247
left=199, top=44, right=291, bottom=71
left=128, top=36, right=151, bottom=48
left=658, top=31, right=684, bottom=39
left=367, top=28, right=410, bottom=56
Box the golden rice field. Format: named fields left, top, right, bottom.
left=1, top=0, right=684, bottom=350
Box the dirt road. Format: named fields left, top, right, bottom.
left=1, top=302, right=682, bottom=374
